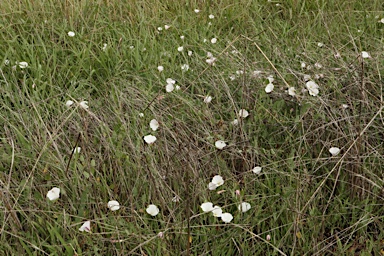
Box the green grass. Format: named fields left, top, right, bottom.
left=1, top=0, right=384, bottom=255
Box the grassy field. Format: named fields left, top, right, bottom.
left=1, top=0, right=384, bottom=255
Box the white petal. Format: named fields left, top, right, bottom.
left=165, top=83, right=174, bottom=92
left=166, top=78, right=175, bottom=84
left=177, top=46, right=184, bottom=52
left=267, top=75, right=274, bottom=83
left=252, top=166, right=262, bottom=174
left=231, top=119, right=239, bottom=125
left=47, top=187, right=60, bottom=201
left=211, top=38, right=217, bottom=44
left=361, top=51, right=371, bottom=59
left=68, top=31, right=75, bottom=37
left=204, top=96, right=212, bottom=103
left=238, top=202, right=251, bottom=213
left=209, top=14, right=215, bottom=19
left=201, top=202, right=214, bottom=212
left=144, top=135, right=157, bottom=144
left=157, top=66, right=164, bottom=72
left=73, top=147, right=81, bottom=154
left=79, top=221, right=91, bottom=232
left=188, top=50, right=193, bottom=56
left=305, top=81, right=319, bottom=96
left=238, top=109, right=249, bottom=118
left=317, top=42, right=324, bottom=47
left=288, top=87, right=296, bottom=96
left=18, top=61, right=28, bottom=68
left=265, top=83, right=274, bottom=93
left=146, top=204, right=160, bottom=216
left=65, top=100, right=74, bottom=107
left=221, top=212, right=233, bottom=223
left=215, top=140, right=226, bottom=150
left=108, top=200, right=120, bottom=211
left=149, top=119, right=159, bottom=131
left=212, top=206, right=222, bottom=217
left=164, top=25, right=171, bottom=30
left=194, top=9, right=200, bottom=13
left=208, top=182, right=217, bottom=190
left=329, top=147, right=340, bottom=156
left=212, top=175, right=224, bottom=186
left=79, top=101, right=89, bottom=109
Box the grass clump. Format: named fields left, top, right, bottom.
left=1, top=0, right=384, bottom=255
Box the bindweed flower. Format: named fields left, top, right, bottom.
left=73, top=147, right=81, bottom=154
left=166, top=83, right=174, bottom=92
left=68, top=31, right=75, bottom=37
left=18, top=61, right=28, bottom=69
left=212, top=206, right=222, bottom=217
left=317, top=42, right=324, bottom=47
left=215, top=140, right=226, bottom=150
left=79, top=101, right=89, bottom=109
left=209, top=175, right=224, bottom=190
left=204, top=95, right=212, bottom=103
left=144, top=135, right=157, bottom=144
left=180, top=35, right=185, bottom=40
left=47, top=187, right=60, bottom=201
left=329, top=147, right=340, bottom=156
left=4, top=59, right=10, bottom=65
left=158, top=232, right=164, bottom=239
left=238, top=202, right=251, bottom=213
left=221, top=212, right=233, bottom=223
left=139, top=112, right=144, bottom=118
left=314, top=62, right=322, bottom=69
left=265, top=83, right=274, bottom=93
left=306, top=81, right=319, bottom=96
left=150, top=119, right=159, bottom=131
left=266, top=234, right=271, bottom=241
left=188, top=50, right=193, bottom=56
left=211, top=38, right=217, bottom=44
left=238, top=109, right=249, bottom=118
left=107, top=200, right=120, bottom=211
left=102, top=43, right=107, bottom=51
left=252, top=166, right=262, bottom=174
left=231, top=119, right=239, bottom=125
left=194, top=9, right=200, bottom=13
left=201, top=202, right=214, bottom=212
left=79, top=221, right=91, bottom=232
left=164, top=25, right=171, bottom=30
left=157, top=66, right=164, bottom=72
left=288, top=87, right=296, bottom=96
left=361, top=51, right=371, bottom=59
left=66, top=100, right=74, bottom=107
left=303, top=74, right=311, bottom=82
left=301, top=62, right=306, bottom=68
left=181, top=64, right=189, bottom=71
left=267, top=75, right=274, bottom=83
left=209, top=14, right=215, bottom=19
left=172, top=196, right=180, bottom=202
left=177, top=46, right=184, bottom=52
left=146, top=204, right=160, bottom=216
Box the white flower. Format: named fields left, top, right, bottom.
left=102, top=43, right=107, bottom=51
left=175, top=85, right=180, bottom=90
left=18, top=61, right=28, bottom=68
left=79, top=221, right=91, bottom=232
left=73, top=147, right=81, bottom=154
left=206, top=57, right=216, bottom=65
left=194, top=9, right=200, bottom=13
left=209, top=14, right=215, bottom=19
left=252, top=70, right=262, bottom=77
left=207, top=52, right=213, bottom=58
left=303, top=74, right=311, bottom=82
left=221, top=213, right=233, bottom=223
left=317, top=42, right=324, bottom=47
left=238, top=202, right=251, bottom=213
left=301, top=62, right=306, bottom=68
left=314, top=62, right=322, bottom=69
left=166, top=78, right=176, bottom=84
left=236, top=70, right=244, bottom=75
left=329, top=147, right=340, bottom=156
left=215, top=140, right=226, bottom=150
left=47, top=187, right=60, bottom=201
left=231, top=119, right=239, bottom=125
left=266, top=234, right=271, bottom=241
left=157, top=27, right=162, bottom=31
left=157, top=66, right=164, bottom=72
left=265, top=83, right=274, bottom=93
left=209, top=175, right=224, bottom=190
left=288, top=87, right=296, bottom=96
left=306, top=81, right=319, bottom=96
left=342, top=104, right=349, bottom=109
left=65, top=100, right=74, bottom=107
left=267, top=75, right=274, bottom=83
left=252, top=166, right=262, bottom=174
left=177, top=46, right=184, bottom=52
left=379, top=18, right=384, bottom=24
left=107, top=200, right=120, bottom=211
left=164, top=25, right=171, bottom=30
left=144, top=135, right=157, bottom=144
left=204, top=95, right=212, bottom=103
left=68, top=31, right=75, bottom=37
left=139, top=112, right=144, bottom=118
left=212, top=206, right=222, bottom=217
left=180, top=35, right=185, bottom=40
left=229, top=75, right=236, bottom=81
left=188, top=50, right=193, bottom=56
left=181, top=64, right=189, bottom=71
left=79, top=101, right=89, bottom=109
left=238, top=109, right=249, bottom=118
left=146, top=204, right=160, bottom=216
left=361, top=51, right=371, bottom=59
left=150, top=119, right=159, bottom=131
left=201, top=202, right=214, bottom=212
left=211, top=38, right=217, bottom=44
left=166, top=83, right=174, bottom=92
left=172, top=196, right=180, bottom=202
left=4, top=59, right=9, bottom=65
